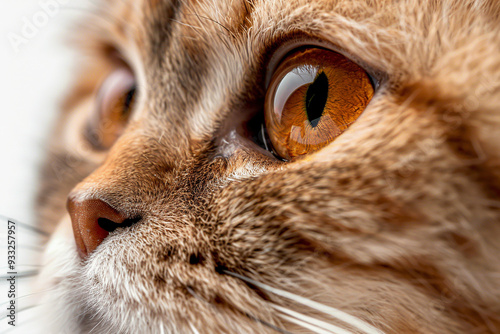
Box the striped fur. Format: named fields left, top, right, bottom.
left=35, top=0, right=500, bottom=333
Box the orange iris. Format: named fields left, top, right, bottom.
left=264, top=48, right=374, bottom=160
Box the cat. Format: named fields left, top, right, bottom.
left=31, top=0, right=500, bottom=333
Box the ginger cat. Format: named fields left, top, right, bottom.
left=33, top=0, right=500, bottom=333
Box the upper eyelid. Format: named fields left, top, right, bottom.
left=263, top=36, right=384, bottom=90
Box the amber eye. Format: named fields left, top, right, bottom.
left=86, top=68, right=137, bottom=150
left=264, top=48, right=374, bottom=160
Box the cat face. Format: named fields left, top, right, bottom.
left=36, top=0, right=500, bottom=333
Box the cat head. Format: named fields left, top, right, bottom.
left=37, top=0, right=500, bottom=333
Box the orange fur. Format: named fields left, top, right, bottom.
left=35, top=0, right=500, bottom=333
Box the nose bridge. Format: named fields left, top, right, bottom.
left=71, top=129, right=182, bottom=211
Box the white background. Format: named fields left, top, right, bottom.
left=0, top=0, right=89, bottom=225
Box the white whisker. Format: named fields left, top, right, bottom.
left=273, top=304, right=353, bottom=334
left=0, top=304, right=45, bottom=334
left=0, top=215, right=49, bottom=237
left=224, top=271, right=384, bottom=334
left=186, top=286, right=291, bottom=334
left=0, top=265, right=41, bottom=270
left=88, top=316, right=106, bottom=334
left=280, top=314, right=342, bottom=334
left=0, top=287, right=55, bottom=307
left=0, top=304, right=41, bottom=323
left=190, top=323, right=201, bottom=334
left=0, top=270, right=39, bottom=280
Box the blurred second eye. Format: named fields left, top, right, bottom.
left=86, top=67, right=137, bottom=150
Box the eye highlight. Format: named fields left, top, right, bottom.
left=86, top=67, right=137, bottom=150
left=264, top=48, right=374, bottom=160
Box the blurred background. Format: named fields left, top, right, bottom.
left=0, top=1, right=91, bottom=330
left=0, top=0, right=88, bottom=225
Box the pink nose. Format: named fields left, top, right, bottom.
left=67, top=198, right=132, bottom=258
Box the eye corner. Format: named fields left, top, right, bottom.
left=362, top=66, right=386, bottom=92
left=242, top=105, right=289, bottom=163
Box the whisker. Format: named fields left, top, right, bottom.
left=223, top=271, right=384, bottom=334
left=184, top=12, right=235, bottom=39
left=88, top=316, right=106, bottom=334
left=0, top=304, right=40, bottom=323
left=0, top=295, right=62, bottom=334
left=0, top=287, right=55, bottom=308
left=171, top=19, right=202, bottom=31
left=280, top=314, right=341, bottom=334
left=273, top=304, right=353, bottom=334
left=0, top=265, right=41, bottom=270
left=186, top=286, right=291, bottom=334
left=0, top=215, right=49, bottom=237
left=0, top=270, right=39, bottom=280
left=0, top=303, right=47, bottom=334
left=244, top=313, right=294, bottom=334
left=186, top=286, right=208, bottom=305
left=189, top=323, right=200, bottom=334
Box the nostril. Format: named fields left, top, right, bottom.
left=98, top=217, right=141, bottom=232
left=98, top=218, right=120, bottom=232
left=67, top=198, right=138, bottom=258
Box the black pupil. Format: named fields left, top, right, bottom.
left=305, top=71, right=329, bottom=127
left=123, top=87, right=136, bottom=116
